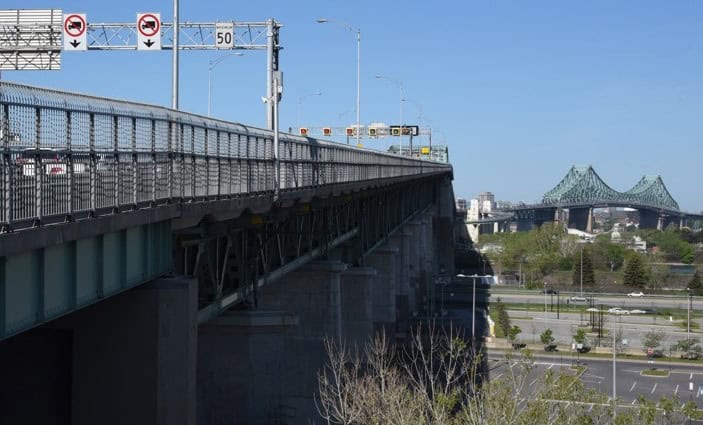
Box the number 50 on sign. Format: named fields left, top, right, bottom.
left=215, top=23, right=234, bottom=48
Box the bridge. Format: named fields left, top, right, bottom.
left=463, top=165, right=702, bottom=236
left=0, top=82, right=455, bottom=424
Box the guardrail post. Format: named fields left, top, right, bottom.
left=131, top=117, right=137, bottom=208
left=204, top=126, right=210, bottom=199
left=34, top=107, right=42, bottom=225
left=89, top=113, right=96, bottom=215
left=66, top=107, right=73, bottom=221
left=2, top=103, right=11, bottom=230
left=113, top=115, right=119, bottom=212
left=151, top=118, right=156, bottom=205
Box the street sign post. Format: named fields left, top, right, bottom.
left=215, top=23, right=234, bottom=49
left=137, top=13, right=161, bottom=50
left=63, top=13, right=87, bottom=51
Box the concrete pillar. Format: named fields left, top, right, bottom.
left=197, top=311, right=298, bottom=425
left=199, top=260, right=345, bottom=425
left=657, top=214, right=664, bottom=231
left=340, top=266, right=377, bottom=347
left=365, top=247, right=399, bottom=335
left=389, top=231, right=411, bottom=332
left=586, top=207, right=593, bottom=234
left=680, top=216, right=685, bottom=229
left=71, top=277, right=198, bottom=425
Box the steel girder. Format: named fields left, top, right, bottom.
left=543, top=165, right=680, bottom=211
left=178, top=178, right=439, bottom=323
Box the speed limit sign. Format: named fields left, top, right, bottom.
left=215, top=23, right=234, bottom=48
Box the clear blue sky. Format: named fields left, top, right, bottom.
left=4, top=0, right=702, bottom=212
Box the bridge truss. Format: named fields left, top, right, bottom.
left=543, top=165, right=680, bottom=211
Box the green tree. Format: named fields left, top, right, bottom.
left=574, top=328, right=587, bottom=345
left=572, top=246, right=595, bottom=287
left=507, top=325, right=522, bottom=343
left=689, top=270, right=703, bottom=296
left=494, top=297, right=511, bottom=338
left=623, top=252, right=649, bottom=288
left=540, top=329, right=554, bottom=346
left=642, top=329, right=665, bottom=352
left=672, top=337, right=703, bottom=353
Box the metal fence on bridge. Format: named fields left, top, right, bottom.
left=0, top=82, right=450, bottom=231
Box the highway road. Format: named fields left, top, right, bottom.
left=490, top=289, right=701, bottom=311
left=488, top=350, right=703, bottom=421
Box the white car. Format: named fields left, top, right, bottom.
left=627, top=291, right=645, bottom=297
left=607, top=307, right=629, bottom=315
left=629, top=309, right=646, bottom=314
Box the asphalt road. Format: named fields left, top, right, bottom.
left=491, top=290, right=701, bottom=311
left=488, top=350, right=703, bottom=421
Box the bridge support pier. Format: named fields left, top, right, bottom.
left=390, top=231, right=412, bottom=331
left=0, top=277, right=198, bottom=425
left=567, top=207, right=590, bottom=232
left=199, top=261, right=348, bottom=425
left=365, top=247, right=400, bottom=336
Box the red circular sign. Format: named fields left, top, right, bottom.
left=64, top=14, right=86, bottom=38
left=647, top=347, right=654, bottom=355
left=138, top=14, right=160, bottom=37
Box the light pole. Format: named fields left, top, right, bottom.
left=296, top=91, right=322, bottom=128
left=580, top=245, right=584, bottom=296
left=687, top=288, right=692, bottom=341
left=375, top=75, right=404, bottom=155
left=208, top=52, right=244, bottom=117
left=316, top=19, right=361, bottom=147
left=472, top=274, right=477, bottom=340
left=543, top=281, right=548, bottom=331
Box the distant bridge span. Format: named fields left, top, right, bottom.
left=493, top=165, right=702, bottom=232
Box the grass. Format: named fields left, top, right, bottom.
left=641, top=368, right=670, bottom=377
left=493, top=301, right=703, bottom=320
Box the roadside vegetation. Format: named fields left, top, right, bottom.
left=316, top=325, right=702, bottom=424
left=479, top=224, right=702, bottom=292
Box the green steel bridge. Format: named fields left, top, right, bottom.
left=498, top=165, right=702, bottom=231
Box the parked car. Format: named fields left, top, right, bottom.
left=570, top=296, right=587, bottom=302
left=577, top=346, right=591, bottom=354
left=607, top=307, right=629, bottom=315
left=629, top=309, right=646, bottom=314
left=627, top=291, right=645, bottom=297
left=642, top=309, right=659, bottom=315
left=544, top=344, right=558, bottom=352
left=542, top=289, right=557, bottom=295
left=512, top=343, right=527, bottom=350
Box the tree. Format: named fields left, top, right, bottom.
left=494, top=297, right=511, bottom=338
left=540, top=329, right=555, bottom=349
left=573, top=329, right=588, bottom=345
left=672, top=337, right=703, bottom=353
left=507, top=325, right=522, bottom=343
left=688, top=270, right=703, bottom=296
left=572, top=246, right=595, bottom=287
left=642, top=329, right=665, bottom=353
left=316, top=326, right=702, bottom=424
left=623, top=252, right=649, bottom=288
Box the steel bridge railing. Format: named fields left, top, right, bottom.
left=0, top=82, right=451, bottom=232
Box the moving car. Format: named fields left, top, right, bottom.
left=627, top=291, right=645, bottom=297
left=570, top=296, right=587, bottom=302
left=542, top=289, right=557, bottom=295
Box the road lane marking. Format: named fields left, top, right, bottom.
left=691, top=372, right=694, bottom=380
left=631, top=400, right=637, bottom=405
left=495, top=373, right=503, bottom=380
left=651, top=383, right=658, bottom=394
left=547, top=364, right=554, bottom=370
left=529, top=378, right=538, bottom=387
left=630, top=382, right=637, bottom=392
left=675, top=384, right=679, bottom=395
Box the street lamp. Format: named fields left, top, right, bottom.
left=687, top=287, right=692, bottom=341
left=208, top=52, right=244, bottom=117
left=543, top=282, right=548, bottom=331
left=580, top=245, right=584, bottom=297
left=297, top=91, right=322, bottom=128
left=375, top=75, right=404, bottom=155
left=316, top=18, right=361, bottom=147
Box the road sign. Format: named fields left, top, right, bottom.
left=322, top=127, right=332, bottom=137
left=137, top=13, right=161, bottom=50
left=215, top=23, right=234, bottom=49
left=63, top=13, right=87, bottom=51
left=389, top=125, right=419, bottom=136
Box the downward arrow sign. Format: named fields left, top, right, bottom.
left=144, top=39, right=154, bottom=48
left=70, top=40, right=81, bottom=48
